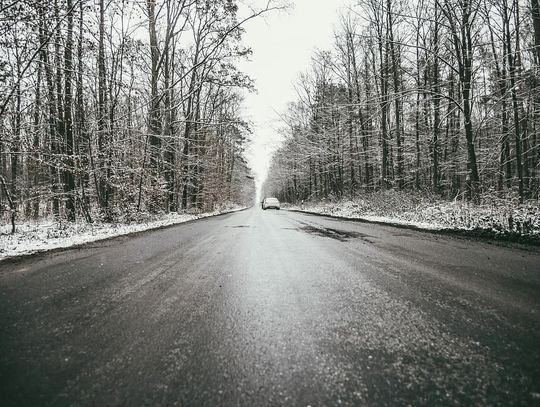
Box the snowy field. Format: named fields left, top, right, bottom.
left=0, top=205, right=245, bottom=260
left=286, top=191, right=540, bottom=241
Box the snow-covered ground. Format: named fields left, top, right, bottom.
left=286, top=191, right=540, bottom=240
left=0, top=205, right=245, bottom=260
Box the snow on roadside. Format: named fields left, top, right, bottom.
left=0, top=205, right=245, bottom=260
left=286, top=203, right=446, bottom=230
left=285, top=192, right=540, bottom=239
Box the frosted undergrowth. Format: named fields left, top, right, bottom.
left=0, top=204, right=245, bottom=260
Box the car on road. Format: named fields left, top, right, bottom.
left=262, top=197, right=280, bottom=210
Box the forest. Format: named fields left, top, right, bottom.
left=0, top=0, right=274, bottom=230
left=264, top=0, right=540, bottom=210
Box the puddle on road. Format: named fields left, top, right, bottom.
left=300, top=225, right=363, bottom=242
left=226, top=225, right=252, bottom=228
left=282, top=223, right=374, bottom=243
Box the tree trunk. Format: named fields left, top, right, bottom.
left=63, top=0, right=76, bottom=221
left=147, top=0, right=162, bottom=212
left=387, top=0, right=403, bottom=189
left=432, top=3, right=441, bottom=193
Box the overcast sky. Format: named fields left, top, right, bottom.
left=238, top=0, right=350, bottom=194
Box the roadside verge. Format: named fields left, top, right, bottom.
left=0, top=207, right=248, bottom=262
left=285, top=208, right=540, bottom=247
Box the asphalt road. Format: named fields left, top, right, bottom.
left=1, top=208, right=539, bottom=406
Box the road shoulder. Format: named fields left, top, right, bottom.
left=0, top=207, right=249, bottom=263
left=285, top=208, right=540, bottom=248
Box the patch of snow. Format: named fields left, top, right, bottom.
left=358, top=215, right=443, bottom=230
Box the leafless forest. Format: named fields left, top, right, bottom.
left=0, top=0, right=275, bottom=228
left=2, top=0, right=540, bottom=236
left=265, top=0, right=540, bottom=208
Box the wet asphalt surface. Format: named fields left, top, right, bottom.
left=1, top=208, right=539, bottom=406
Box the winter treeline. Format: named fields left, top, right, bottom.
left=0, top=0, right=272, bottom=227
left=265, top=0, right=540, bottom=205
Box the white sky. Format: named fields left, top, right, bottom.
left=238, top=0, right=350, bottom=194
